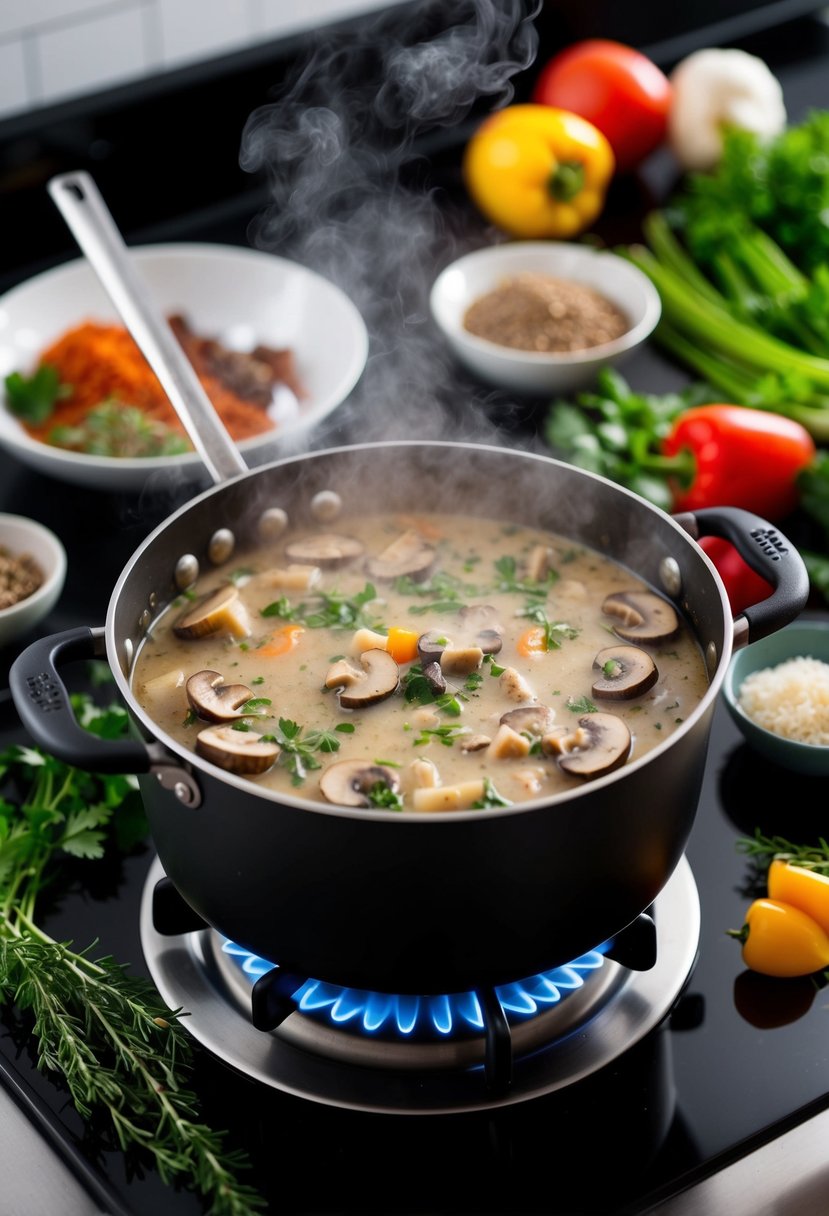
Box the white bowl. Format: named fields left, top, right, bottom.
left=429, top=241, right=661, bottom=396
left=0, top=243, right=369, bottom=492
left=0, top=514, right=67, bottom=649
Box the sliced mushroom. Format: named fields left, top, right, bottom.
left=328, top=648, right=400, bottom=708
left=324, top=658, right=363, bottom=690
left=319, top=759, right=401, bottom=808
left=195, top=725, right=280, bottom=775
left=525, top=544, right=556, bottom=583
left=456, top=604, right=504, bottom=655
left=173, top=584, right=250, bottom=640
left=418, top=630, right=449, bottom=666
left=500, top=705, right=557, bottom=736
left=592, top=645, right=658, bottom=700
left=365, top=530, right=436, bottom=582
left=421, top=660, right=447, bottom=696
left=556, top=713, right=631, bottom=779
left=284, top=533, right=364, bottom=568
left=602, top=591, right=679, bottom=644
left=460, top=733, right=491, bottom=752
left=186, top=670, right=254, bottom=722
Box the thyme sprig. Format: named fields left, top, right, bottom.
left=0, top=697, right=265, bottom=1215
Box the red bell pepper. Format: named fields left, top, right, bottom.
left=661, top=404, right=816, bottom=521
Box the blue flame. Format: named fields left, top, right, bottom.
left=221, top=939, right=607, bottom=1039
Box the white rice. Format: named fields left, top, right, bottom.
left=738, top=655, right=829, bottom=746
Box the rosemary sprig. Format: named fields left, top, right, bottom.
left=0, top=697, right=265, bottom=1215
left=737, top=828, right=829, bottom=875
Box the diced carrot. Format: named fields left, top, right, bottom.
left=516, top=625, right=546, bottom=657
left=259, top=624, right=305, bottom=657
left=397, top=515, right=443, bottom=542
left=386, top=626, right=420, bottom=664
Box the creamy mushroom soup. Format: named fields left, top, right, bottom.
left=131, top=512, right=709, bottom=811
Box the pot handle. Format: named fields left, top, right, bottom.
left=9, top=626, right=152, bottom=774
left=676, top=506, right=810, bottom=646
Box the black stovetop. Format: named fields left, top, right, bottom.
left=3, top=8, right=829, bottom=1214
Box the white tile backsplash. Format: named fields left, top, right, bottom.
left=157, top=0, right=253, bottom=69
left=37, top=4, right=148, bottom=105
left=0, top=0, right=407, bottom=123
left=0, top=39, right=28, bottom=118
left=0, top=0, right=119, bottom=41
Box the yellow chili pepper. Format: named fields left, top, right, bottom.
left=767, top=858, right=829, bottom=935
left=730, top=897, right=829, bottom=978
left=462, top=104, right=615, bottom=239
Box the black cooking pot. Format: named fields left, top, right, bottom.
left=10, top=441, right=809, bottom=994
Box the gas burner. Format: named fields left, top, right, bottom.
left=139, top=855, right=699, bottom=1115
left=213, top=937, right=613, bottom=1070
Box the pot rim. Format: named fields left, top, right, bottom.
left=106, top=438, right=733, bottom=822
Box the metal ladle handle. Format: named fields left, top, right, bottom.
left=47, top=170, right=248, bottom=485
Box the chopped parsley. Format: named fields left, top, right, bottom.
left=516, top=605, right=580, bottom=650
left=471, top=778, right=513, bottom=809
left=494, top=555, right=558, bottom=597
left=413, top=724, right=470, bottom=747
left=366, top=782, right=404, bottom=811
left=264, top=584, right=383, bottom=631
left=566, top=695, right=598, bottom=714
left=260, top=717, right=344, bottom=785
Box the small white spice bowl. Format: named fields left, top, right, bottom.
left=429, top=240, right=661, bottom=395
left=722, top=617, right=829, bottom=776
left=0, top=514, right=67, bottom=650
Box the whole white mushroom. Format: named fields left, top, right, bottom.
left=668, top=48, right=787, bottom=172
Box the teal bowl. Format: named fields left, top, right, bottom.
left=723, top=617, right=829, bottom=776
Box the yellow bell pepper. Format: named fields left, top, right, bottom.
left=462, top=104, right=615, bottom=239
left=767, top=858, right=829, bottom=935
left=730, top=897, right=829, bottom=978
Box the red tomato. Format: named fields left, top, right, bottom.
left=531, top=39, right=671, bottom=172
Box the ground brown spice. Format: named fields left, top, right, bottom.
left=463, top=272, right=630, bottom=353
left=0, top=547, right=43, bottom=609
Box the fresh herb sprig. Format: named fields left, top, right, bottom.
left=0, top=697, right=264, bottom=1215
left=261, top=584, right=383, bottom=631
left=544, top=367, right=715, bottom=512
left=262, top=717, right=349, bottom=785
left=494, top=555, right=558, bottom=597
left=516, top=605, right=580, bottom=650
left=736, top=829, right=829, bottom=876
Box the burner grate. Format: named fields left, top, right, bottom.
left=140, top=855, right=700, bottom=1114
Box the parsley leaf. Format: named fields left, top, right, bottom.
left=471, top=777, right=513, bottom=810
left=4, top=364, right=67, bottom=425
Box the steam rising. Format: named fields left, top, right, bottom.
left=239, top=0, right=540, bottom=445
